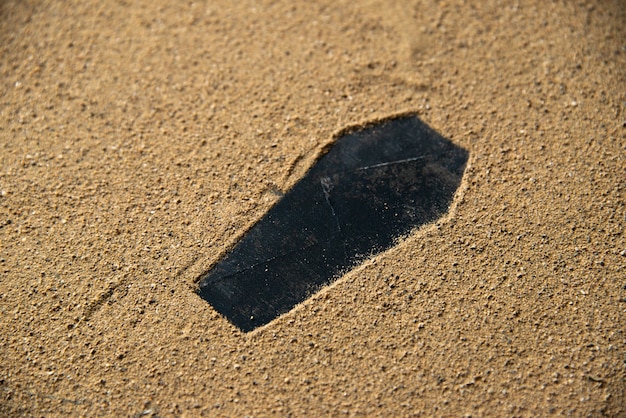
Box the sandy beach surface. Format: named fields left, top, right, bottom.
left=1, top=0, right=624, bottom=415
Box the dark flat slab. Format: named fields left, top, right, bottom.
left=198, top=115, right=469, bottom=332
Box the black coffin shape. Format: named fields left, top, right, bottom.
left=198, top=115, right=469, bottom=332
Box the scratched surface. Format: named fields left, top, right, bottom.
left=198, top=115, right=468, bottom=331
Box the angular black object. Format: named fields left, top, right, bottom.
left=198, top=115, right=468, bottom=332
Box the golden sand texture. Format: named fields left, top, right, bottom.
left=1, top=0, right=624, bottom=415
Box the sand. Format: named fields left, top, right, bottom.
left=1, top=0, right=624, bottom=416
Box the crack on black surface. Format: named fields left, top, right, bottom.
left=200, top=236, right=339, bottom=288
left=320, top=176, right=342, bottom=233
left=354, top=155, right=425, bottom=172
